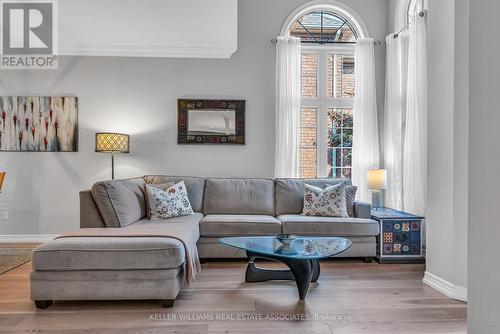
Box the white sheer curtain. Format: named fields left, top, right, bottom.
left=352, top=38, right=380, bottom=202
left=403, top=13, right=427, bottom=215
left=275, top=36, right=301, bottom=178
left=384, top=33, right=408, bottom=210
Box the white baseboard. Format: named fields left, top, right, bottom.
left=0, top=234, right=58, bottom=243
left=423, top=271, right=467, bottom=302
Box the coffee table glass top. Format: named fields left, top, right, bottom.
left=219, top=236, right=352, bottom=260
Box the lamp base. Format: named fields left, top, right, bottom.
left=371, top=190, right=383, bottom=209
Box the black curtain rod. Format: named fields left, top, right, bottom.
left=270, top=38, right=383, bottom=46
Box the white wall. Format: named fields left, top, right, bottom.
left=0, top=0, right=389, bottom=235
left=424, top=0, right=468, bottom=300
left=469, top=1, right=500, bottom=332
left=390, top=0, right=468, bottom=300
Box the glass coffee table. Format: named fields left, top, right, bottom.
left=219, top=236, right=352, bottom=299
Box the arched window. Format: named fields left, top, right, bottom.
left=289, top=10, right=357, bottom=44
left=282, top=2, right=365, bottom=179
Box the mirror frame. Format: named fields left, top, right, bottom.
left=178, top=99, right=245, bottom=145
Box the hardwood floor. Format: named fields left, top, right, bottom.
left=0, top=250, right=466, bottom=334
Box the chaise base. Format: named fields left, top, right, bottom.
left=30, top=268, right=184, bottom=306
left=34, top=300, right=53, bottom=309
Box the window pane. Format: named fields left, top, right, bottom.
left=326, top=109, right=353, bottom=178
left=341, top=56, right=355, bottom=98
left=342, top=148, right=352, bottom=167
left=328, top=54, right=355, bottom=98
left=327, top=108, right=342, bottom=128
left=342, top=168, right=352, bottom=178
left=327, top=148, right=341, bottom=169
left=342, top=109, right=353, bottom=128
left=342, top=128, right=353, bottom=147
left=328, top=130, right=341, bottom=148
left=301, top=53, right=317, bottom=98
left=328, top=168, right=342, bottom=178
left=299, top=108, right=317, bottom=178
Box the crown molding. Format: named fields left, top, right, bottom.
left=60, top=44, right=237, bottom=59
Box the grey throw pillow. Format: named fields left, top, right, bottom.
left=345, top=185, right=357, bottom=217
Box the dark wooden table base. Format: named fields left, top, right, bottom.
left=244, top=251, right=320, bottom=299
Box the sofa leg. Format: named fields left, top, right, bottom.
left=364, top=257, right=374, bottom=263
left=34, top=300, right=53, bottom=309
left=161, top=299, right=175, bottom=308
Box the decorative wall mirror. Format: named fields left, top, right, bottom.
left=178, top=99, right=245, bottom=144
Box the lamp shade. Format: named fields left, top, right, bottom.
left=367, top=169, right=387, bottom=190
left=0, top=172, right=5, bottom=192
left=95, top=132, right=130, bottom=153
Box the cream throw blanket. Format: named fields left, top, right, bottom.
left=56, top=219, right=201, bottom=286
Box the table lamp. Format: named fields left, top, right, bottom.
left=367, top=169, right=387, bottom=210
left=95, top=132, right=130, bottom=180
left=0, top=172, right=5, bottom=192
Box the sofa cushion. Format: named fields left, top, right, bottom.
left=275, top=178, right=350, bottom=215
left=32, top=236, right=185, bottom=271
left=143, top=175, right=206, bottom=212
left=278, top=214, right=379, bottom=236
left=203, top=178, right=275, bottom=215
left=200, top=214, right=281, bottom=236
left=132, top=212, right=204, bottom=226
left=91, top=178, right=146, bottom=228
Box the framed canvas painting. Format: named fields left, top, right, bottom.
left=0, top=96, right=78, bottom=152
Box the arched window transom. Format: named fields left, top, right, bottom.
left=290, top=10, right=358, bottom=44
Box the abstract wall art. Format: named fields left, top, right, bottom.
left=0, top=96, right=78, bottom=152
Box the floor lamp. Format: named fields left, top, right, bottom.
left=95, top=132, right=130, bottom=180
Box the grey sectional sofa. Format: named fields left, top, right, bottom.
left=80, top=176, right=378, bottom=258
left=30, top=176, right=379, bottom=308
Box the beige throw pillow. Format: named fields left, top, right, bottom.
left=302, top=183, right=348, bottom=217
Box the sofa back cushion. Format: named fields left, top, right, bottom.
left=91, top=178, right=146, bottom=227
left=143, top=175, right=206, bottom=212
left=203, top=178, right=275, bottom=215
left=275, top=178, right=351, bottom=215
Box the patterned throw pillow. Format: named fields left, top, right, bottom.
left=323, top=184, right=357, bottom=217
left=302, top=183, right=348, bottom=217
left=145, top=181, right=194, bottom=220
left=345, top=185, right=357, bottom=217
left=144, top=182, right=175, bottom=219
